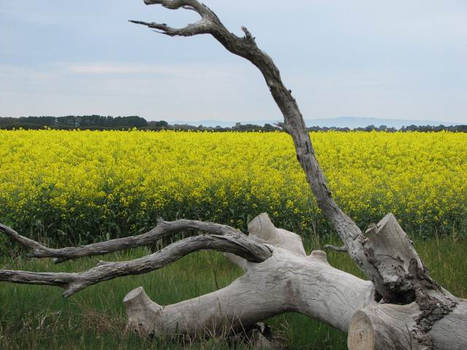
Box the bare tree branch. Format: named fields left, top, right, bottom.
left=143, top=0, right=206, bottom=13
left=129, top=19, right=212, bottom=36
left=0, top=220, right=245, bottom=263
left=0, top=233, right=272, bottom=297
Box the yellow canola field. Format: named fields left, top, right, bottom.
left=0, top=130, right=465, bottom=244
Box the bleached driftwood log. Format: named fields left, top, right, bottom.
left=0, top=1, right=465, bottom=349
left=124, top=213, right=374, bottom=336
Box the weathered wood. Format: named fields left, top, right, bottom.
left=348, top=299, right=467, bottom=350
left=130, top=0, right=384, bottom=302
left=362, top=213, right=432, bottom=303
left=125, top=248, right=375, bottom=336
left=129, top=3, right=464, bottom=346
left=123, top=214, right=467, bottom=349
left=248, top=213, right=306, bottom=256
left=360, top=213, right=458, bottom=347
left=0, top=219, right=244, bottom=263
left=2, top=211, right=466, bottom=349
left=348, top=303, right=421, bottom=350
left=224, top=212, right=307, bottom=270
left=124, top=215, right=375, bottom=336
left=430, top=299, right=467, bottom=350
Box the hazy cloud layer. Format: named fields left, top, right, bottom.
left=1, top=0, right=466, bottom=123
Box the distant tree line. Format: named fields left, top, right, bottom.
left=0, top=116, right=465, bottom=132
left=308, top=124, right=467, bottom=133
left=0, top=115, right=147, bottom=130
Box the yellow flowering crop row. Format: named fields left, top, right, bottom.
left=0, top=130, right=465, bottom=245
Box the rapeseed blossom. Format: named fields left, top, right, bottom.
left=0, top=130, right=464, bottom=245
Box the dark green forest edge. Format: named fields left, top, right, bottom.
left=1, top=115, right=466, bottom=132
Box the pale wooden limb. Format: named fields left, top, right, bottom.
left=224, top=212, right=306, bottom=270
left=344, top=213, right=465, bottom=349
left=125, top=247, right=375, bottom=336
left=0, top=219, right=243, bottom=263
left=124, top=214, right=375, bottom=337
left=247, top=213, right=306, bottom=256
left=0, top=1, right=463, bottom=348
left=430, top=299, right=467, bottom=350
left=348, top=303, right=421, bottom=350
left=0, top=233, right=271, bottom=297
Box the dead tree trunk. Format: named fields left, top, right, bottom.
left=0, top=1, right=465, bottom=349
left=1, top=213, right=465, bottom=349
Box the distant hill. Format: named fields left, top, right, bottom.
left=304, top=117, right=460, bottom=129
left=172, top=117, right=462, bottom=129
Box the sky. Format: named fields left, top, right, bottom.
left=1, top=0, right=466, bottom=123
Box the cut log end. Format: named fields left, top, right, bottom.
left=248, top=213, right=306, bottom=256
left=124, top=287, right=162, bottom=335
left=347, top=311, right=375, bottom=350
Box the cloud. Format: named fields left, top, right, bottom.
left=0, top=61, right=276, bottom=121
left=68, top=64, right=166, bottom=75
left=66, top=62, right=246, bottom=80
left=1, top=1, right=466, bottom=123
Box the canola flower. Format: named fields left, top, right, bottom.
left=0, top=130, right=465, bottom=245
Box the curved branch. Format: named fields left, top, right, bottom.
left=0, top=219, right=246, bottom=263
left=130, top=0, right=216, bottom=36
left=129, top=19, right=212, bottom=36
left=0, top=233, right=272, bottom=297
left=143, top=0, right=206, bottom=13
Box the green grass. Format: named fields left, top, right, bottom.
left=1, top=236, right=465, bottom=349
